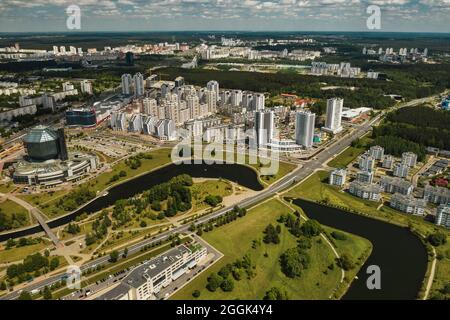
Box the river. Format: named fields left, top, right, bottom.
left=0, top=162, right=263, bottom=241
left=293, top=199, right=428, bottom=300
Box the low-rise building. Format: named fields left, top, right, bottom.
left=349, top=181, right=382, bottom=201
left=329, top=169, right=347, bottom=187
left=356, top=170, right=373, bottom=183
left=436, top=205, right=450, bottom=228
left=98, top=244, right=207, bottom=300
left=380, top=176, right=414, bottom=195
left=12, top=153, right=97, bottom=186
left=390, top=193, right=426, bottom=215
left=424, top=185, right=450, bottom=205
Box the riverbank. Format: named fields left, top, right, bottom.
left=285, top=170, right=449, bottom=299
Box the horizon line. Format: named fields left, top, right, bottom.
left=1, top=30, right=450, bottom=35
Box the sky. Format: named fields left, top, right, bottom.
left=0, top=0, right=449, bottom=33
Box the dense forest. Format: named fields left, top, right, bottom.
left=370, top=136, right=426, bottom=161
left=373, top=106, right=450, bottom=151
left=0, top=209, right=28, bottom=232
left=156, top=64, right=450, bottom=109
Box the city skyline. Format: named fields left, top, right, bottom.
left=0, top=0, right=450, bottom=33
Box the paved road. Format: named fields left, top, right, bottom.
left=0, top=96, right=434, bottom=300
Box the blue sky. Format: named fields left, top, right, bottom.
left=0, top=0, right=449, bottom=33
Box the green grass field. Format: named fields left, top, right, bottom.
left=0, top=241, right=50, bottom=264
left=327, top=136, right=372, bottom=168
left=190, top=179, right=233, bottom=211
left=0, top=199, right=31, bottom=230
left=172, top=199, right=370, bottom=300
left=286, top=170, right=450, bottom=299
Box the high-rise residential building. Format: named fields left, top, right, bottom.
left=143, top=98, right=158, bottom=116
left=393, top=163, right=409, bottom=178
left=187, top=94, right=200, bottom=119
left=242, top=93, right=253, bottom=109
left=174, top=76, right=184, bottom=88
left=436, top=205, right=450, bottom=228
left=121, top=74, right=132, bottom=95
left=369, top=145, right=384, bottom=160
left=110, top=112, right=127, bottom=131
left=133, top=73, right=144, bottom=97
left=295, top=111, right=316, bottom=149
left=77, top=47, right=83, bottom=55
left=255, top=111, right=275, bottom=147
left=53, top=46, right=59, bottom=54
left=155, top=119, right=176, bottom=140
left=402, top=152, right=417, bottom=167
left=69, top=46, right=77, bottom=55
left=128, top=114, right=143, bottom=133
left=60, top=46, right=66, bottom=54
left=329, top=169, right=346, bottom=187
left=220, top=91, right=231, bottom=106
left=358, top=152, right=375, bottom=172
left=62, top=82, right=74, bottom=91
left=323, top=98, right=343, bottom=134
left=205, top=90, right=217, bottom=114
left=80, top=80, right=93, bottom=95
left=253, top=93, right=265, bottom=111
left=382, top=155, right=394, bottom=169
left=161, top=83, right=172, bottom=98
left=207, top=80, right=219, bottom=100
left=231, top=90, right=243, bottom=107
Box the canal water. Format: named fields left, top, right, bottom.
left=293, top=199, right=428, bottom=300
left=0, top=163, right=263, bottom=241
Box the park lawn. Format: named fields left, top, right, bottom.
left=0, top=183, right=15, bottom=193
left=18, top=189, right=69, bottom=209
left=59, top=221, right=95, bottom=241
left=0, top=241, right=50, bottom=264
left=84, top=147, right=172, bottom=194
left=285, top=170, right=450, bottom=300
left=190, top=179, right=233, bottom=211
left=0, top=199, right=31, bottom=229
left=172, top=199, right=343, bottom=300
left=249, top=159, right=297, bottom=186
left=327, top=136, right=372, bottom=168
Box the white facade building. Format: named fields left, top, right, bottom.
left=436, top=205, right=450, bottom=228
left=329, top=169, right=347, bottom=187
left=295, top=111, right=315, bottom=149
left=322, top=98, right=343, bottom=134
